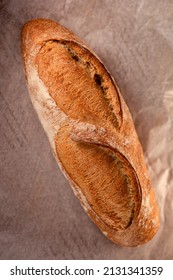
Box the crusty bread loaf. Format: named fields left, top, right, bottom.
left=21, top=18, right=160, bottom=247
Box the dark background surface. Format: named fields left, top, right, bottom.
left=0, top=0, right=173, bottom=259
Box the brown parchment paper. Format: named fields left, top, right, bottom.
left=0, top=0, right=173, bottom=260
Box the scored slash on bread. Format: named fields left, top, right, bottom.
left=21, top=18, right=160, bottom=247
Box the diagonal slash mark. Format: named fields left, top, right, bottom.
left=58, top=231, right=76, bottom=259
left=0, top=91, right=28, bottom=143
left=2, top=112, right=23, bottom=147
left=73, top=222, right=90, bottom=252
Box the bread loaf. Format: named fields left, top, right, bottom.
left=21, top=19, right=160, bottom=247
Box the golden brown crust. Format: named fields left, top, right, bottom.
left=21, top=18, right=160, bottom=247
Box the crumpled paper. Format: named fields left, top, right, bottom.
left=0, top=0, right=173, bottom=260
